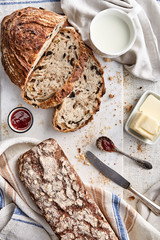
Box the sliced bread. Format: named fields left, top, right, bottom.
left=1, top=7, right=67, bottom=88
left=22, top=27, right=87, bottom=108
left=53, top=47, right=105, bottom=132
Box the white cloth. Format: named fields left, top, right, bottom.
left=0, top=137, right=58, bottom=240
left=61, top=0, right=160, bottom=82
left=137, top=181, right=160, bottom=232
left=0, top=137, right=160, bottom=240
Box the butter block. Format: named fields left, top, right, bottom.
left=140, top=95, right=160, bottom=122
left=130, top=112, right=160, bottom=141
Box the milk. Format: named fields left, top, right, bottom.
left=91, top=14, right=130, bottom=54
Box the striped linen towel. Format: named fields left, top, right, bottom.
left=0, top=137, right=160, bottom=240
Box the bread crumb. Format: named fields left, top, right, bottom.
left=78, top=131, right=95, bottom=148
left=18, top=104, right=22, bottom=107
left=103, top=58, right=112, bottom=62
left=126, top=105, right=133, bottom=112
left=128, top=196, right=135, bottom=201
left=137, top=143, right=143, bottom=152
left=76, top=153, right=91, bottom=166
left=1, top=122, right=10, bottom=136
left=98, top=173, right=110, bottom=185
left=109, top=94, right=114, bottom=98
left=77, top=148, right=81, bottom=154
left=39, top=120, right=44, bottom=125
left=108, top=76, right=114, bottom=81
left=90, top=177, right=95, bottom=184
left=83, top=161, right=90, bottom=166
left=100, top=129, right=105, bottom=134
left=116, top=71, right=122, bottom=84
left=102, top=66, right=107, bottom=70
left=105, top=126, right=111, bottom=130
left=75, top=153, right=85, bottom=161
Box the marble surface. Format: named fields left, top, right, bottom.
left=0, top=55, right=124, bottom=197
left=123, top=69, right=160, bottom=209
left=0, top=45, right=159, bottom=212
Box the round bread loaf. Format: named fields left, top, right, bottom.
left=1, top=7, right=67, bottom=88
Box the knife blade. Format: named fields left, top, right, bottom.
left=86, top=151, right=130, bottom=189
left=86, top=151, right=160, bottom=216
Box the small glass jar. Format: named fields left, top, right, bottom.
left=8, top=107, right=33, bottom=133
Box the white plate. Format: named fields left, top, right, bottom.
left=125, top=90, right=160, bottom=144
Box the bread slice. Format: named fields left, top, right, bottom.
left=53, top=47, right=105, bottom=132
left=1, top=7, right=67, bottom=88
left=18, top=138, right=118, bottom=240
left=22, top=27, right=87, bottom=108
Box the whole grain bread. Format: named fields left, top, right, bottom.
left=18, top=138, right=117, bottom=240
left=53, top=47, right=105, bottom=132
left=22, top=27, right=87, bottom=108
left=1, top=7, right=67, bottom=88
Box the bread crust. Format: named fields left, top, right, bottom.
left=18, top=138, right=118, bottom=240
left=1, top=7, right=67, bottom=88
left=21, top=27, right=88, bottom=108
left=53, top=46, right=106, bottom=132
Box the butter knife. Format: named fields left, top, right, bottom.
left=86, top=151, right=160, bottom=216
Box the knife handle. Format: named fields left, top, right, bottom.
left=128, top=185, right=160, bottom=216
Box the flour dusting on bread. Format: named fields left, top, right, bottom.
left=18, top=139, right=117, bottom=240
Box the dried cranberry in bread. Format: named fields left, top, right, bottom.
left=18, top=138, right=118, bottom=240
left=53, top=47, right=105, bottom=132
left=1, top=7, right=67, bottom=88
left=22, top=27, right=87, bottom=108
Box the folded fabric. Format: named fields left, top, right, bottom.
left=61, top=0, right=160, bottom=82
left=137, top=181, right=160, bottom=232
left=0, top=137, right=160, bottom=240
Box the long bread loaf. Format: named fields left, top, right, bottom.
left=18, top=138, right=118, bottom=240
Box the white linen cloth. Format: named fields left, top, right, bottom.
left=61, top=0, right=160, bottom=82
left=0, top=137, right=160, bottom=240
left=137, top=181, right=160, bottom=232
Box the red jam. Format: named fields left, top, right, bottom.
left=101, top=138, right=115, bottom=152
left=10, top=109, right=32, bottom=130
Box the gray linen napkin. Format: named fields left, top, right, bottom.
left=61, top=0, right=160, bottom=82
